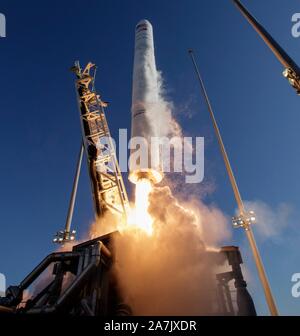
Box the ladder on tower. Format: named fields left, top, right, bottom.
left=53, top=62, right=129, bottom=244
left=72, top=62, right=129, bottom=220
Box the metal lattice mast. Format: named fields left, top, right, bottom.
left=72, top=61, right=129, bottom=220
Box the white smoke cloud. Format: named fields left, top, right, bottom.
left=153, top=71, right=183, bottom=138
left=112, top=185, right=231, bottom=316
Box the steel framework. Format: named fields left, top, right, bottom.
left=72, top=62, right=129, bottom=219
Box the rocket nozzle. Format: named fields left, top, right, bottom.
left=129, top=169, right=163, bottom=186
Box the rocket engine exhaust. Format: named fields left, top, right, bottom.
left=129, top=19, right=163, bottom=185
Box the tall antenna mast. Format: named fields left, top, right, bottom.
left=188, top=49, right=279, bottom=316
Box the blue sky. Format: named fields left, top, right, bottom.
left=0, top=0, right=299, bottom=315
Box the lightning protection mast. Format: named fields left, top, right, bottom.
left=189, top=50, right=279, bottom=316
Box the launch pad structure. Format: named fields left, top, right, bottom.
left=0, top=233, right=130, bottom=315
left=54, top=62, right=130, bottom=244
left=71, top=62, right=129, bottom=219
left=0, top=7, right=277, bottom=315
left=0, top=232, right=256, bottom=316
left=0, top=56, right=258, bottom=316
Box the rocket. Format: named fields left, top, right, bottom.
left=232, top=0, right=300, bottom=95
left=129, top=20, right=163, bottom=185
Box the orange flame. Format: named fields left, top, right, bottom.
left=127, top=178, right=153, bottom=235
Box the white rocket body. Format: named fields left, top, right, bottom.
left=129, top=19, right=163, bottom=185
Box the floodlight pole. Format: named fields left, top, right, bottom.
left=188, top=49, right=278, bottom=316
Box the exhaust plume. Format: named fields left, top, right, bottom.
left=112, top=185, right=230, bottom=315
